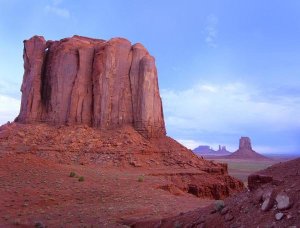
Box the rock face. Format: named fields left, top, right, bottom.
left=239, top=137, right=252, bottom=150
left=226, top=137, right=269, bottom=160
left=17, top=35, right=166, bottom=138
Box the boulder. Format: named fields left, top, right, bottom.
left=276, top=192, right=292, bottom=210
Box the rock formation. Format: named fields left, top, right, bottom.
left=193, top=144, right=231, bottom=157
left=17, top=35, right=166, bottom=138
left=239, top=137, right=252, bottom=150
left=226, top=137, right=269, bottom=160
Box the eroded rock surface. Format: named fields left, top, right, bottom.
left=17, top=35, right=165, bottom=138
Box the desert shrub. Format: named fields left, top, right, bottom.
left=214, top=200, right=225, bottom=211
left=69, top=172, right=76, bottom=177
left=137, top=175, right=144, bottom=182
left=78, top=176, right=85, bottom=182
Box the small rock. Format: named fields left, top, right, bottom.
left=287, top=214, right=292, bottom=219
left=275, top=212, right=284, bottom=221
left=262, top=189, right=273, bottom=201
left=225, top=214, right=234, bottom=222
left=261, top=198, right=274, bottom=211
left=276, top=192, right=291, bottom=210
left=35, top=221, right=45, bottom=228
left=221, top=207, right=229, bottom=215
left=253, top=188, right=264, bottom=204
left=291, top=184, right=296, bottom=188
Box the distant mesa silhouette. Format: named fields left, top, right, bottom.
left=225, top=137, right=270, bottom=160
left=193, top=144, right=231, bottom=156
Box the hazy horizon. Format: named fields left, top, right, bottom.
left=1, top=0, right=300, bottom=155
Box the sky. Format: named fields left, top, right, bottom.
left=1, top=0, right=300, bottom=154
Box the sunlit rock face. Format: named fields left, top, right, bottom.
left=17, top=35, right=166, bottom=138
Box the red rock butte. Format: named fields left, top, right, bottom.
left=17, top=35, right=166, bottom=138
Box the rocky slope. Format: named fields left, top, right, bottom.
left=0, top=122, right=243, bottom=200
left=17, top=35, right=165, bottom=138
left=132, top=158, right=300, bottom=227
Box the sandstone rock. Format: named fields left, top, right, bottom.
left=226, top=137, right=269, bottom=160
left=239, top=137, right=252, bottom=150
left=224, top=213, right=234, bottom=222
left=17, top=35, right=166, bottom=138
left=261, top=197, right=274, bottom=212
left=220, top=207, right=229, bottom=215
left=275, top=212, right=284, bottom=221
left=253, top=188, right=264, bottom=203
left=276, top=192, right=291, bottom=210
left=248, top=174, right=273, bottom=191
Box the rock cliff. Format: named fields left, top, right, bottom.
left=17, top=35, right=166, bottom=138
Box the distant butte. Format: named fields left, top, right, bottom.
left=225, top=137, right=270, bottom=160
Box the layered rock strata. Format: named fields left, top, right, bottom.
left=17, top=35, right=165, bottom=138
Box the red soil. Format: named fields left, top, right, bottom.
left=0, top=122, right=244, bottom=227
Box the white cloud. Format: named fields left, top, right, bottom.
left=177, top=139, right=202, bottom=150
left=162, top=82, right=300, bottom=134
left=0, top=95, right=20, bottom=125
left=204, top=14, right=218, bottom=48
left=53, top=0, right=63, bottom=6
left=45, top=0, right=70, bottom=18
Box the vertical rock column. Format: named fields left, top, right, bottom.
left=135, top=55, right=166, bottom=137
left=18, top=36, right=46, bottom=122
left=92, top=38, right=133, bottom=129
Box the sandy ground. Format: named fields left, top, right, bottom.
left=0, top=154, right=214, bottom=227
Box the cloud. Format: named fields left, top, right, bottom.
left=204, top=14, right=218, bottom=48
left=177, top=139, right=202, bottom=150
left=0, top=94, right=20, bottom=125
left=53, top=0, right=63, bottom=6
left=45, top=0, right=70, bottom=18
left=162, top=82, right=300, bottom=153
left=162, top=82, right=300, bottom=133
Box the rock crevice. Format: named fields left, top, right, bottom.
left=17, top=35, right=166, bottom=138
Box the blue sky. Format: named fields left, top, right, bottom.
left=1, top=0, right=300, bottom=154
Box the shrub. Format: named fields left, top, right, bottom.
left=78, top=176, right=84, bottom=182
left=137, top=175, right=144, bottom=182
left=214, top=200, right=225, bottom=212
